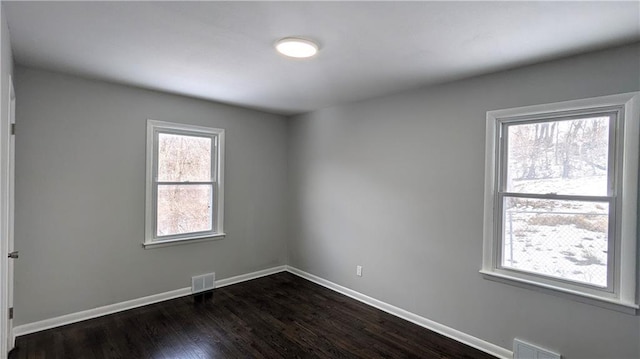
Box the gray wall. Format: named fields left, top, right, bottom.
left=288, top=43, right=640, bottom=359
left=13, top=67, right=289, bottom=325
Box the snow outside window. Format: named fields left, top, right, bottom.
left=481, top=93, right=639, bottom=313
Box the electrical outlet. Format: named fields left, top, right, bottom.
left=356, top=265, right=363, bottom=277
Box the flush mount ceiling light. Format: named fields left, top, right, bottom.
left=275, top=37, right=319, bottom=58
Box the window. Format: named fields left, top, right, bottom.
left=482, top=93, right=639, bottom=312
left=145, top=120, right=225, bottom=248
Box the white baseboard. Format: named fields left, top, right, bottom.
left=285, top=266, right=513, bottom=359
left=216, top=265, right=286, bottom=288
left=13, top=287, right=191, bottom=337
left=13, top=265, right=287, bottom=337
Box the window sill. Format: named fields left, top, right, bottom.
left=142, top=233, right=226, bottom=249
left=479, top=269, right=638, bottom=314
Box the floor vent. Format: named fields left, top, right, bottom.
left=192, top=273, right=216, bottom=294
left=514, top=339, right=561, bottom=359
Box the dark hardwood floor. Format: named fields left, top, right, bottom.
left=10, top=272, right=496, bottom=359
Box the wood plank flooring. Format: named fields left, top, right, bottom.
left=9, top=272, right=496, bottom=359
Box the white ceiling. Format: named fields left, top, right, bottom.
left=5, top=1, right=640, bottom=115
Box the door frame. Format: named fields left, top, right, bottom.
left=1, top=74, right=15, bottom=355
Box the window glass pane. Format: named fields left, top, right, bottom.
left=158, top=133, right=212, bottom=182
left=157, top=185, right=213, bottom=236
left=506, top=116, right=610, bottom=196
left=501, top=197, right=608, bottom=287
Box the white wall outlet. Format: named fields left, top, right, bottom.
left=356, top=265, right=363, bottom=277
left=514, top=339, right=561, bottom=359
left=192, top=272, right=216, bottom=294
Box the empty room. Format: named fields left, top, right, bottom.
left=0, top=1, right=639, bottom=358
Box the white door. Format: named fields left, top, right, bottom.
left=4, top=76, right=16, bottom=352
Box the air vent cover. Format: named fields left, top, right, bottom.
left=514, top=339, right=560, bottom=359
left=192, top=273, right=216, bottom=294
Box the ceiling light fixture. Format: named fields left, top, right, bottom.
left=275, top=37, right=319, bottom=59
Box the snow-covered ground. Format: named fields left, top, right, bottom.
left=502, top=176, right=609, bottom=287
left=509, top=175, right=608, bottom=196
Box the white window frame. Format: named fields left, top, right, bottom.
left=481, top=93, right=639, bottom=313
left=144, top=120, right=225, bottom=249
